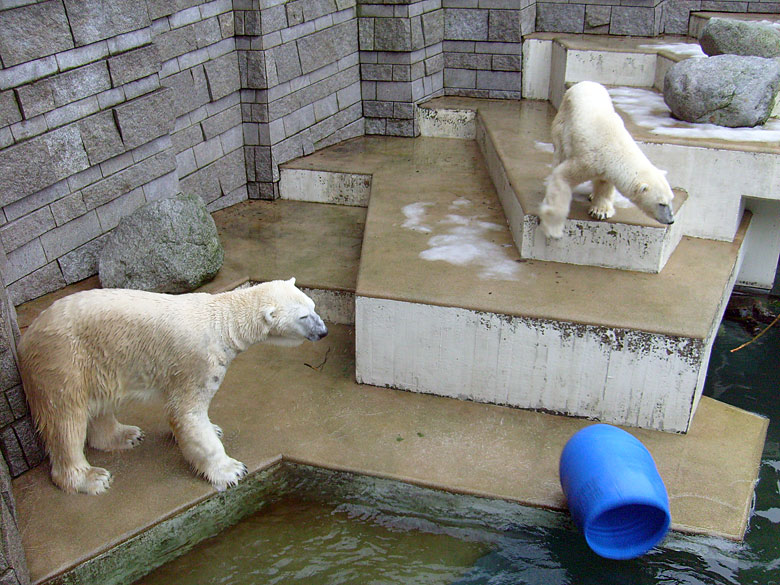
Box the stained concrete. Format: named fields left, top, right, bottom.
left=12, top=198, right=767, bottom=584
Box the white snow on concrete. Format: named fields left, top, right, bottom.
left=608, top=86, right=780, bottom=143
left=402, top=201, right=520, bottom=280
left=401, top=202, right=434, bottom=233
left=534, top=140, right=555, bottom=153
left=639, top=42, right=705, bottom=59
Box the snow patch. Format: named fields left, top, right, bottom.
left=402, top=200, right=520, bottom=280
left=608, top=86, right=780, bottom=143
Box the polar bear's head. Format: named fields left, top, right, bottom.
left=258, top=278, right=328, bottom=347
left=629, top=169, right=675, bottom=225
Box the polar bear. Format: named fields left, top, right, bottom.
left=18, top=278, right=327, bottom=495
left=539, top=81, right=675, bottom=239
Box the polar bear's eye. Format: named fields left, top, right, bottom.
left=299, top=315, right=308, bottom=320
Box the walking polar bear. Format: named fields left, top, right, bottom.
left=18, top=278, right=327, bottom=495
left=539, top=81, right=676, bottom=239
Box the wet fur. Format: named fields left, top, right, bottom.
left=18, top=279, right=327, bottom=494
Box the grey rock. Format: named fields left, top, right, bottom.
left=700, top=18, right=780, bottom=58
left=488, top=10, right=520, bottom=43
left=422, top=10, right=444, bottom=46
left=374, top=18, right=412, bottom=52
left=98, top=192, right=224, bottom=293
left=78, top=110, right=126, bottom=165
left=270, top=42, right=303, bottom=85
left=0, top=1, right=74, bottom=67
left=297, top=21, right=358, bottom=75
left=664, top=54, right=780, bottom=127
left=108, top=44, right=162, bottom=87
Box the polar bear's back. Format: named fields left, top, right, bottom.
left=553, top=81, right=636, bottom=169
left=19, top=289, right=214, bottom=402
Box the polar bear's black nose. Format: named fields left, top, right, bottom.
left=656, top=203, right=674, bottom=225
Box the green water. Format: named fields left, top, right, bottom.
left=135, top=319, right=780, bottom=585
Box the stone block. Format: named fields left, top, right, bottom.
left=374, top=17, right=412, bottom=51
left=271, top=42, right=303, bottom=84
left=492, top=54, right=521, bottom=71
left=82, top=150, right=176, bottom=209
left=108, top=44, right=162, bottom=87
left=0, top=426, right=27, bottom=476
left=155, top=26, right=199, bottom=63
left=376, top=80, right=412, bottom=101
left=444, top=67, right=476, bottom=87
left=201, top=104, right=242, bottom=140
left=12, top=417, right=44, bottom=469
left=215, top=148, right=246, bottom=195
left=39, top=211, right=102, bottom=260
left=359, top=17, right=375, bottom=50
left=63, top=0, right=151, bottom=47
left=536, top=3, right=585, bottom=33
left=96, top=187, right=146, bottom=231
left=5, top=240, right=48, bottom=284
left=263, top=4, right=289, bottom=34
left=0, top=92, right=22, bottom=128
left=194, top=18, right=223, bottom=48
left=476, top=69, right=520, bottom=90
left=113, top=89, right=175, bottom=150
left=203, top=53, right=241, bottom=101
left=362, top=63, right=394, bottom=80
left=50, top=192, right=87, bottom=226
left=78, top=110, right=126, bottom=165
left=585, top=5, right=611, bottom=31
left=301, top=0, right=338, bottom=22
left=422, top=10, right=444, bottom=45
left=0, top=396, right=14, bottom=428
left=0, top=1, right=73, bottom=67
left=445, top=52, right=491, bottom=69
left=488, top=9, right=520, bottom=42
left=0, top=207, right=55, bottom=254
left=610, top=7, right=655, bottom=36
left=0, top=342, right=20, bottom=392
left=58, top=234, right=109, bottom=284
left=5, top=386, right=26, bottom=420
left=162, top=67, right=211, bottom=118
left=297, top=21, right=358, bottom=74
left=8, top=261, right=66, bottom=306
left=444, top=9, right=489, bottom=41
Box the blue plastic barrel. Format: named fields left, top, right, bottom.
left=559, top=424, right=671, bottom=560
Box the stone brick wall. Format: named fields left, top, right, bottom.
left=0, top=0, right=243, bottom=308
left=535, top=0, right=780, bottom=36
left=237, top=0, right=364, bottom=197
left=442, top=1, right=535, bottom=99
left=360, top=0, right=445, bottom=136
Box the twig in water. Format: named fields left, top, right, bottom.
left=730, top=313, right=780, bottom=353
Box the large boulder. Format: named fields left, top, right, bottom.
left=700, top=18, right=780, bottom=58
left=99, top=192, right=224, bottom=293
left=663, top=54, right=780, bottom=127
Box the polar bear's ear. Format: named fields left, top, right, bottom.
left=287, top=277, right=296, bottom=286
left=639, top=183, right=649, bottom=193
left=263, top=307, right=276, bottom=324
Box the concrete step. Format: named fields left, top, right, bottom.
left=282, top=134, right=750, bottom=433
left=419, top=97, right=688, bottom=274
left=520, top=33, right=780, bottom=288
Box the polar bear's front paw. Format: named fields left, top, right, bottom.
left=204, top=457, right=248, bottom=491
left=211, top=424, right=223, bottom=438
left=540, top=219, right=564, bottom=239
left=89, top=423, right=145, bottom=451
left=588, top=203, right=615, bottom=221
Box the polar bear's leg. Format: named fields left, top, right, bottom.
left=87, top=412, right=145, bottom=451
left=540, top=160, right=583, bottom=239
left=588, top=179, right=617, bottom=220
left=168, top=406, right=247, bottom=490
left=47, top=410, right=112, bottom=494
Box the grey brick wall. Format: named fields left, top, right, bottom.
left=359, top=0, right=444, bottom=136
left=237, top=0, right=364, bottom=198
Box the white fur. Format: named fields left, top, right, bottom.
left=539, top=81, right=675, bottom=239
left=18, top=278, right=327, bottom=494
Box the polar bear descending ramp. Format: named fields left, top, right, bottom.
left=539, top=81, right=676, bottom=239
left=18, top=278, right=327, bottom=495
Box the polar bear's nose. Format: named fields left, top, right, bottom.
left=306, top=314, right=328, bottom=341
left=656, top=203, right=674, bottom=225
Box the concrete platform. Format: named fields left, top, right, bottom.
left=12, top=320, right=768, bottom=584
left=419, top=97, right=689, bottom=274
left=279, top=133, right=747, bottom=431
